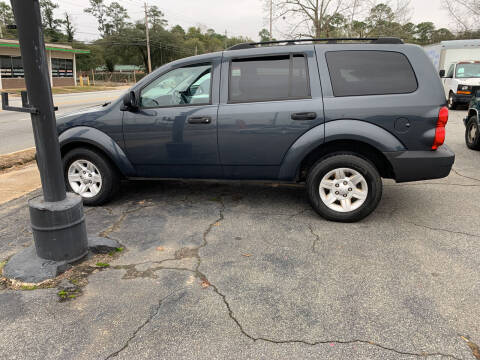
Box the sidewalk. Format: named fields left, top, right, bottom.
left=0, top=163, right=40, bottom=204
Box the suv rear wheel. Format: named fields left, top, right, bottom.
left=466, top=116, right=480, bottom=150
left=306, top=154, right=382, bottom=222
left=63, top=147, right=120, bottom=206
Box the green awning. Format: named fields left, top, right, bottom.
left=0, top=42, right=90, bottom=54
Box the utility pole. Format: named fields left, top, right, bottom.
left=224, top=30, right=227, bottom=49
left=269, top=0, right=273, bottom=41
left=144, top=1, right=152, bottom=73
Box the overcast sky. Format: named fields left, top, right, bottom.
left=59, top=0, right=452, bottom=42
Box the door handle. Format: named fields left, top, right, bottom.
left=188, top=116, right=211, bottom=124
left=291, top=112, right=317, bottom=120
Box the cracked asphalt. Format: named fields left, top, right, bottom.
left=1, top=110, right=480, bottom=359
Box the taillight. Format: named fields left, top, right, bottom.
left=432, top=106, right=448, bottom=150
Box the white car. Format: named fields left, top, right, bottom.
left=440, top=61, right=480, bottom=109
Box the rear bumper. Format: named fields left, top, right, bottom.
left=384, top=145, right=455, bottom=183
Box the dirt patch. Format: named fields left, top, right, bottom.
left=0, top=148, right=36, bottom=173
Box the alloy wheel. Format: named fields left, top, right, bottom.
left=68, top=159, right=103, bottom=198
left=319, top=167, right=368, bottom=212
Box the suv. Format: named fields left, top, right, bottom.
left=440, top=60, right=480, bottom=109
left=57, top=37, right=455, bottom=222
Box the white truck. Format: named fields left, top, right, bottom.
left=425, top=40, right=480, bottom=109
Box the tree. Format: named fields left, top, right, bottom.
left=85, top=0, right=108, bottom=36
left=64, top=13, right=75, bottom=42
left=148, top=5, right=168, bottom=29
left=432, top=28, right=455, bottom=43
left=441, top=0, right=480, bottom=31
left=40, top=0, right=64, bottom=41
left=0, top=1, right=14, bottom=38
left=273, top=0, right=353, bottom=38
left=351, top=20, right=368, bottom=37
left=105, top=2, right=129, bottom=34
left=259, top=28, right=273, bottom=41
left=415, top=21, right=435, bottom=44
left=366, top=3, right=395, bottom=35
left=0, top=1, right=13, bottom=25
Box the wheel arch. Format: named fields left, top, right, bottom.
left=467, top=108, right=479, bottom=122
left=278, top=120, right=404, bottom=181
left=297, top=139, right=395, bottom=181
left=59, top=126, right=136, bottom=177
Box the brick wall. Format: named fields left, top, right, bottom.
left=2, top=78, right=26, bottom=89
left=52, top=77, right=75, bottom=87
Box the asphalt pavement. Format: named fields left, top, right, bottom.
left=0, top=110, right=479, bottom=359
left=0, top=89, right=126, bottom=154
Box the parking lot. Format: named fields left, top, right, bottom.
left=0, top=109, right=479, bottom=359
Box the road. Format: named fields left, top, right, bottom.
left=1, top=110, right=479, bottom=359
left=0, top=89, right=126, bottom=154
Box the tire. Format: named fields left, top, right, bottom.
left=465, top=116, right=480, bottom=150
left=306, top=154, right=382, bottom=222
left=448, top=92, right=457, bottom=110
left=62, top=147, right=120, bottom=206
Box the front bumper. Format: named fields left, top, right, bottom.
left=454, top=93, right=473, bottom=104
left=384, top=145, right=455, bottom=183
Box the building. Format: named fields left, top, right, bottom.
left=0, top=39, right=90, bottom=89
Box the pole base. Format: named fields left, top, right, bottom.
left=29, top=192, right=88, bottom=261
left=2, top=246, right=85, bottom=283
left=3, top=237, right=122, bottom=283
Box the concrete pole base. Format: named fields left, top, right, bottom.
left=29, top=192, right=88, bottom=261
left=3, top=237, right=122, bottom=283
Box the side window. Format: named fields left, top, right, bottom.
left=140, top=63, right=211, bottom=108
left=325, top=51, right=418, bottom=97
left=229, top=54, right=310, bottom=103
left=447, top=64, right=455, bottom=78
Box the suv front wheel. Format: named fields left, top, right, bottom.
left=306, top=154, right=382, bottom=222
left=63, top=147, right=120, bottom=206
left=448, top=92, right=457, bottom=110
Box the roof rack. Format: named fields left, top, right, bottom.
left=227, top=37, right=403, bottom=50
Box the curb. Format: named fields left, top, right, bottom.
left=0, top=147, right=36, bottom=171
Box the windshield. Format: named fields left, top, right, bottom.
left=455, top=63, right=480, bottom=78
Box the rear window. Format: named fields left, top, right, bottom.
left=229, top=54, right=310, bottom=103
left=325, top=51, right=418, bottom=97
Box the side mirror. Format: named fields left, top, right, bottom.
left=439, top=70, right=445, bottom=78
left=121, top=91, right=138, bottom=111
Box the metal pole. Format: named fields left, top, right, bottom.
left=144, top=1, right=152, bottom=73
left=7, top=0, right=88, bottom=264
left=269, top=0, right=273, bottom=41
left=11, top=0, right=65, bottom=202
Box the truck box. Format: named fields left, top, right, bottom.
left=424, top=40, right=480, bottom=71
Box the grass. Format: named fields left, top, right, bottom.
left=7, top=85, right=126, bottom=96
left=21, top=284, right=38, bottom=290
left=0, top=261, right=5, bottom=272
left=95, top=262, right=110, bottom=268
left=108, top=247, right=124, bottom=256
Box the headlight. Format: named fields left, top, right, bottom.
left=457, top=85, right=472, bottom=94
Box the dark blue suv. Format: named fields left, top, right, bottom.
left=57, top=38, right=455, bottom=222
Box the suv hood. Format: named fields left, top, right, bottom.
left=56, top=103, right=114, bottom=134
